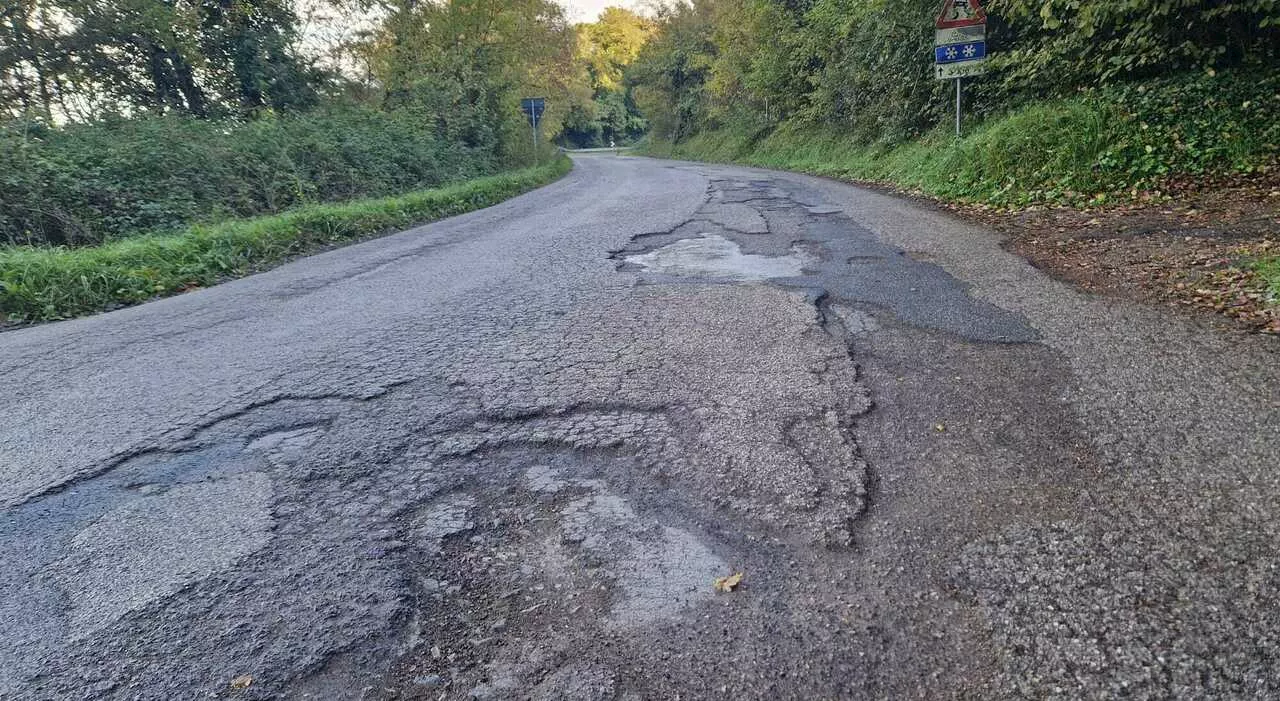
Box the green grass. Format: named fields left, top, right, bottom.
left=0, top=157, right=571, bottom=323
left=644, top=70, right=1278, bottom=209
left=1258, top=257, right=1280, bottom=300
left=641, top=70, right=1279, bottom=316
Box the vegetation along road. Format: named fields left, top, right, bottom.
left=2, top=152, right=1277, bottom=698
left=2, top=0, right=1277, bottom=698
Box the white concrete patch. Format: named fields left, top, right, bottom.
left=561, top=491, right=726, bottom=628
left=625, top=234, right=808, bottom=281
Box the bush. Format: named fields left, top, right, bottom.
left=0, top=105, right=499, bottom=247
left=0, top=157, right=571, bottom=322
left=651, top=69, right=1279, bottom=207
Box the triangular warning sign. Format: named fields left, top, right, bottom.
left=935, top=0, right=986, bottom=29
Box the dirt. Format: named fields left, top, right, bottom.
left=947, top=174, right=1280, bottom=335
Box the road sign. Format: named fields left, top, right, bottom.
left=933, top=0, right=987, bottom=80
left=936, top=24, right=984, bottom=47
left=520, top=97, right=547, bottom=163
left=933, top=0, right=987, bottom=135
left=935, top=0, right=986, bottom=29
left=935, top=59, right=987, bottom=79
left=934, top=41, right=986, bottom=64
left=520, top=97, right=546, bottom=129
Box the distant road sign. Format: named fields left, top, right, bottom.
left=935, top=0, right=986, bottom=29
left=934, top=0, right=987, bottom=134
left=520, top=97, right=546, bottom=128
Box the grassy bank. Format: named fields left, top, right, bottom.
left=1260, top=258, right=1280, bottom=300
left=0, top=157, right=571, bottom=323
left=640, top=71, right=1279, bottom=327
left=644, top=72, right=1277, bottom=209
left=0, top=107, right=500, bottom=247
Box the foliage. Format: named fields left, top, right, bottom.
left=646, top=70, right=1278, bottom=207
left=0, top=0, right=324, bottom=121
left=559, top=7, right=653, bottom=147
left=1092, top=71, right=1279, bottom=182
left=0, top=105, right=498, bottom=246
left=628, top=0, right=1280, bottom=145
left=578, top=7, right=655, bottom=93
left=0, top=157, right=571, bottom=322
left=364, top=0, right=581, bottom=161
left=626, top=0, right=717, bottom=142
left=991, top=0, right=1280, bottom=92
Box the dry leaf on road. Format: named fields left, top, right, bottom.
left=714, top=572, right=744, bottom=593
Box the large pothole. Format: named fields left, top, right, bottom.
left=623, top=234, right=810, bottom=281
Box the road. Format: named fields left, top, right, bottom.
left=2, top=154, right=1278, bottom=699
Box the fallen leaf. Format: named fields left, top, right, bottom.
left=714, top=572, right=744, bottom=593
left=230, top=675, right=253, bottom=690
left=934, top=423, right=946, bottom=432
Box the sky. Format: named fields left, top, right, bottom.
left=560, top=0, right=644, bottom=23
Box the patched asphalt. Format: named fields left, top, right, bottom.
left=1, top=154, right=1277, bottom=699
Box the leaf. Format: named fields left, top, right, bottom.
left=713, top=572, right=744, bottom=593
left=230, top=675, right=253, bottom=690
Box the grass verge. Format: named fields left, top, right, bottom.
left=644, top=71, right=1277, bottom=208
left=0, top=157, right=571, bottom=323
left=1259, top=257, right=1280, bottom=301
left=641, top=71, right=1278, bottom=329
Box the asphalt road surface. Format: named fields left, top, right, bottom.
left=3, top=154, right=1278, bottom=700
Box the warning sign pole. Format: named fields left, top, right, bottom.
left=934, top=0, right=986, bottom=137
left=955, top=77, right=961, bottom=136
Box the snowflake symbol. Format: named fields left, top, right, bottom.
left=963, top=44, right=977, bottom=58
left=945, top=47, right=958, bottom=60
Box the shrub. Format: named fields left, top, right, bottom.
left=0, top=106, right=498, bottom=247
left=0, top=157, right=571, bottom=322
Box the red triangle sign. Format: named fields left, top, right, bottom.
left=936, top=0, right=986, bottom=29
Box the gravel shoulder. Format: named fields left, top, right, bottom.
left=910, top=174, right=1280, bottom=334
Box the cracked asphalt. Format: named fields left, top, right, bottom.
left=2, top=154, right=1278, bottom=700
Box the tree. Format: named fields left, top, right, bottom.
left=578, top=6, right=653, bottom=93
left=0, top=0, right=323, bottom=121
left=558, top=6, right=652, bottom=147
left=364, top=0, right=581, bottom=159
left=625, top=0, right=716, bottom=142
left=1, top=0, right=72, bottom=121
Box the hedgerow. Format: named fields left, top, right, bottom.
left=0, top=105, right=498, bottom=247
left=0, top=157, right=571, bottom=322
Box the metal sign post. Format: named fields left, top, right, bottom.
left=956, top=77, right=962, bottom=137
left=934, top=0, right=987, bottom=137
left=520, top=97, right=547, bottom=163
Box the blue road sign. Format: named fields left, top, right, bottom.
left=521, top=97, right=546, bottom=127
left=934, top=41, right=986, bottom=64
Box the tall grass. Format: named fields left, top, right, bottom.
left=0, top=158, right=571, bottom=323
left=649, top=70, right=1278, bottom=208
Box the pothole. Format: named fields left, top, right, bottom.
left=623, top=234, right=809, bottom=281
left=53, top=472, right=274, bottom=638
